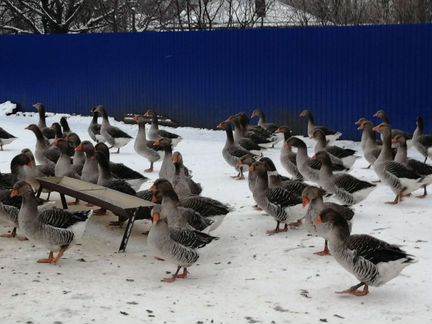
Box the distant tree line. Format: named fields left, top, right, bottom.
left=1, top=0, right=431, bottom=35
left=285, top=0, right=432, bottom=26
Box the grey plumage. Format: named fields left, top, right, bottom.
left=93, top=106, right=132, bottom=153
left=319, top=208, right=415, bottom=295
left=314, top=151, right=376, bottom=205
left=13, top=181, right=92, bottom=263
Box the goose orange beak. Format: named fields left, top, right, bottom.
left=152, top=212, right=160, bottom=223
left=314, top=215, right=323, bottom=225
left=151, top=195, right=158, bottom=203
left=249, top=164, right=256, bottom=172
left=391, top=137, right=398, bottom=144
left=52, top=139, right=59, bottom=146
left=372, top=126, right=379, bottom=132
left=302, top=198, right=309, bottom=207
left=311, top=154, right=317, bottom=160
left=75, top=143, right=84, bottom=152
left=10, top=190, right=18, bottom=197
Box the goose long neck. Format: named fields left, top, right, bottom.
left=151, top=114, right=159, bottom=127
left=91, top=113, right=98, bottom=125
left=20, top=193, right=39, bottom=225
left=33, top=128, right=46, bottom=143
left=310, top=196, right=324, bottom=210
left=413, top=120, right=423, bottom=140
left=99, top=109, right=109, bottom=121
left=163, top=144, right=173, bottom=156
left=394, top=141, right=408, bottom=164
left=296, top=146, right=308, bottom=160
left=85, top=148, right=95, bottom=158
left=268, top=172, right=282, bottom=188
left=258, top=112, right=266, bottom=125
left=328, top=225, right=351, bottom=250
left=61, top=120, right=71, bottom=132
left=381, top=113, right=390, bottom=124
left=307, top=113, right=315, bottom=125
left=174, top=162, right=181, bottom=176
left=380, top=130, right=393, bottom=160
left=137, top=122, right=147, bottom=139
left=365, top=126, right=377, bottom=143
left=38, top=108, right=47, bottom=128
left=97, top=162, right=112, bottom=184
left=255, top=172, right=269, bottom=192
left=314, top=136, right=326, bottom=152
left=319, top=157, right=333, bottom=178
left=161, top=190, right=180, bottom=207
left=225, top=128, right=235, bottom=145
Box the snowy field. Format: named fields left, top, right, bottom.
left=0, top=111, right=430, bottom=324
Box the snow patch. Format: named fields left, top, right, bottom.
left=0, top=101, right=16, bottom=116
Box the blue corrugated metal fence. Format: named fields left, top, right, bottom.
left=1, top=25, right=432, bottom=140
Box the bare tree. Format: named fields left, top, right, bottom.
left=2, top=0, right=432, bottom=34
left=0, top=0, right=127, bottom=34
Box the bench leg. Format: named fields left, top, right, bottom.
left=60, top=194, right=68, bottom=209
left=119, top=208, right=138, bottom=253
left=36, top=186, right=43, bottom=198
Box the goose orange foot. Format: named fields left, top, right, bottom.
left=176, top=268, right=188, bottom=279
left=336, top=284, right=369, bottom=297
left=314, top=249, right=331, bottom=256
left=37, top=251, right=54, bottom=263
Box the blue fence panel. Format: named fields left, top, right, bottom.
left=1, top=25, right=432, bottom=140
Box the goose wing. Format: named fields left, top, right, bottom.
left=0, top=128, right=16, bottom=139
left=107, top=179, right=137, bottom=195
left=170, top=228, right=219, bottom=249
left=106, top=125, right=132, bottom=139
left=239, top=138, right=262, bottom=151
left=407, top=159, right=432, bottom=175
left=267, top=187, right=302, bottom=207
left=418, top=134, right=432, bottom=148
left=324, top=202, right=354, bottom=220
left=39, top=209, right=90, bottom=229
left=178, top=207, right=214, bottom=231
left=327, top=146, right=356, bottom=158
left=385, top=161, right=422, bottom=179
left=157, top=129, right=180, bottom=139
left=180, top=196, right=231, bottom=216
left=136, top=189, right=153, bottom=201
left=228, top=145, right=255, bottom=159
left=110, top=162, right=146, bottom=180
left=334, top=174, right=376, bottom=193
left=314, top=126, right=337, bottom=136
left=348, top=234, right=413, bottom=264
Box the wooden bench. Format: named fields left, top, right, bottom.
left=35, top=176, right=155, bottom=252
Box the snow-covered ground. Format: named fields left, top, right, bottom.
left=0, top=112, right=430, bottom=324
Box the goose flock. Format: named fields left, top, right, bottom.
left=0, top=104, right=426, bottom=297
